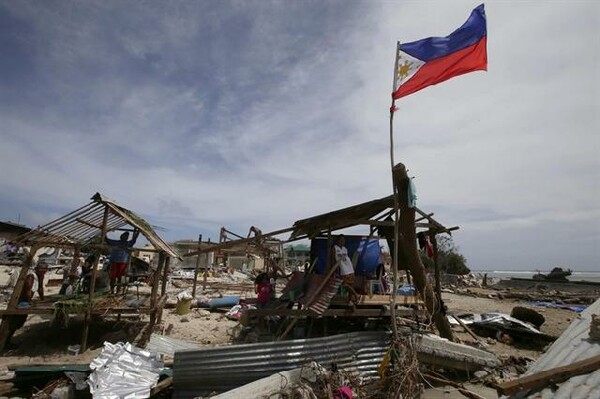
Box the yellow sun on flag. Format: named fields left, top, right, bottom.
left=397, top=60, right=413, bottom=81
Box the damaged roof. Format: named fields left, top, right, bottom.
left=15, top=192, right=178, bottom=258
left=290, top=195, right=456, bottom=239
left=183, top=194, right=458, bottom=258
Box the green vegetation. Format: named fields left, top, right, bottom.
left=420, top=235, right=470, bottom=275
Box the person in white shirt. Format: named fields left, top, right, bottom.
left=333, top=235, right=358, bottom=302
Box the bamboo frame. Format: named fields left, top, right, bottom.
left=0, top=193, right=178, bottom=351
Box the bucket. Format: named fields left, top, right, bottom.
left=175, top=298, right=193, bottom=315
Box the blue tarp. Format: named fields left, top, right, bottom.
left=526, top=301, right=587, bottom=313
left=311, top=236, right=381, bottom=275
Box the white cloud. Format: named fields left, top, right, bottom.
left=0, top=1, right=598, bottom=270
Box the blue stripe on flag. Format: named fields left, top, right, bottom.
left=400, top=4, right=486, bottom=62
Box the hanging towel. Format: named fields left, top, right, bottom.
left=425, top=235, right=434, bottom=258
left=408, top=177, right=417, bottom=208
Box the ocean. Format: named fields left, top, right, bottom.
left=471, top=270, right=600, bottom=283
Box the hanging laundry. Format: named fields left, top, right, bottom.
left=425, top=235, right=434, bottom=258
left=407, top=177, right=417, bottom=208
left=417, top=232, right=426, bottom=250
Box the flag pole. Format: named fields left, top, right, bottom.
left=389, top=41, right=401, bottom=342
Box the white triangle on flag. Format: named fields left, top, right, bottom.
left=394, top=50, right=426, bottom=92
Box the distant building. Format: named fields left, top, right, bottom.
left=171, top=240, right=215, bottom=270
left=136, top=244, right=158, bottom=265
left=0, top=221, right=31, bottom=242
left=285, top=244, right=310, bottom=267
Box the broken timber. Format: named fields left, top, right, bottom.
left=496, top=354, right=600, bottom=396
left=393, top=163, right=454, bottom=341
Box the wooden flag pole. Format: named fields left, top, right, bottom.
left=389, top=41, right=401, bottom=342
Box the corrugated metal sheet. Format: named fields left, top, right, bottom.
left=174, top=331, right=388, bottom=397
left=503, top=298, right=600, bottom=399
left=146, top=334, right=201, bottom=358
left=173, top=330, right=500, bottom=398
left=304, top=274, right=343, bottom=315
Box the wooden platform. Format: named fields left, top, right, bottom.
left=329, top=294, right=422, bottom=306
left=243, top=306, right=417, bottom=319
left=0, top=293, right=153, bottom=316
left=242, top=294, right=423, bottom=322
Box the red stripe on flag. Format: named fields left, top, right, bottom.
left=393, top=36, right=487, bottom=100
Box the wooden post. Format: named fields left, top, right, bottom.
left=430, top=230, right=442, bottom=300
left=150, top=252, right=165, bottom=326
left=161, top=256, right=170, bottom=297
left=388, top=95, right=401, bottom=342
left=203, top=238, right=211, bottom=292
left=81, top=206, right=110, bottom=352
left=191, top=234, right=202, bottom=298
left=393, top=163, right=454, bottom=341
left=0, top=245, right=40, bottom=350
left=202, top=252, right=209, bottom=292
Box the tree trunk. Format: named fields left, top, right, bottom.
left=393, top=163, right=454, bottom=341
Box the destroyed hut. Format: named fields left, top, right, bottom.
left=0, top=193, right=179, bottom=351
left=184, top=164, right=460, bottom=342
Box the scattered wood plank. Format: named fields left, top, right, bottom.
left=150, top=376, right=173, bottom=395
left=6, top=362, right=89, bottom=371
left=496, top=354, right=600, bottom=395
left=450, top=314, right=486, bottom=345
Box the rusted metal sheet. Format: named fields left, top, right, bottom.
left=297, top=273, right=344, bottom=315
left=307, top=275, right=343, bottom=315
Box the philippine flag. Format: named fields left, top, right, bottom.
left=392, top=4, right=487, bottom=100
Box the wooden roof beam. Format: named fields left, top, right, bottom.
left=184, top=226, right=295, bottom=257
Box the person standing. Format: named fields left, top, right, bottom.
left=333, top=235, right=358, bottom=302
left=106, top=230, right=139, bottom=294
left=33, top=262, right=49, bottom=300
left=254, top=273, right=272, bottom=309
left=3, top=268, right=37, bottom=349
left=80, top=255, right=96, bottom=294
left=59, top=257, right=82, bottom=295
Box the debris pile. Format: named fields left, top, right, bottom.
left=448, top=312, right=555, bottom=347
left=376, top=335, right=422, bottom=398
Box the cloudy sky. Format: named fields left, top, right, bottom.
left=0, top=1, right=598, bottom=271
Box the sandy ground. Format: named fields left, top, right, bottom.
left=0, top=264, right=587, bottom=399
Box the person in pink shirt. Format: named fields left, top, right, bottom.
left=254, top=273, right=272, bottom=308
